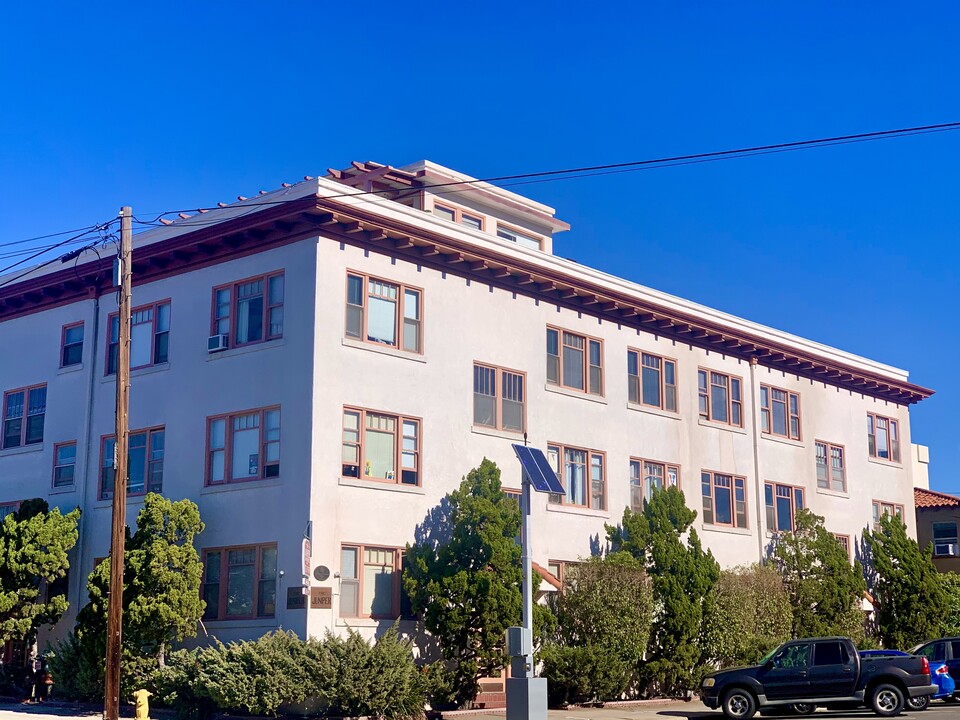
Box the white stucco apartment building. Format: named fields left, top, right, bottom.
left=0, top=160, right=932, bottom=653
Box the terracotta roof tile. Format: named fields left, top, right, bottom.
left=915, top=487, right=960, bottom=509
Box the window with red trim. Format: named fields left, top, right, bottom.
left=107, top=301, right=170, bottom=374
left=701, top=471, right=748, bottom=528
left=546, top=327, right=603, bottom=396
left=872, top=500, right=904, bottom=530
left=206, top=408, right=281, bottom=484
left=473, top=363, right=525, bottom=433
left=546, top=443, right=605, bottom=510
left=53, top=441, right=77, bottom=488
left=342, top=407, right=419, bottom=485
left=765, top=482, right=805, bottom=532
left=698, top=370, right=742, bottom=426
left=212, top=272, right=284, bottom=349
left=345, top=272, right=422, bottom=353
left=100, top=427, right=164, bottom=500
left=60, top=323, right=84, bottom=368
left=761, top=385, right=801, bottom=440
left=202, top=544, right=277, bottom=620
left=629, top=458, right=680, bottom=511
left=339, top=544, right=407, bottom=619
left=867, top=413, right=901, bottom=463
left=2, top=384, right=46, bottom=449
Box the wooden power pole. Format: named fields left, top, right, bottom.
left=104, top=206, right=132, bottom=720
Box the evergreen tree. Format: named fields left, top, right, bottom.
left=771, top=509, right=866, bottom=641
left=606, top=487, right=719, bottom=694
left=59, top=493, right=205, bottom=697
left=0, top=499, right=80, bottom=643
left=404, top=459, right=531, bottom=707
left=865, top=512, right=947, bottom=649
left=702, top=564, right=793, bottom=668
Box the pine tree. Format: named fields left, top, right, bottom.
left=67, top=493, right=205, bottom=695
left=606, top=487, right=719, bottom=694
left=772, top=509, right=866, bottom=641
left=404, top=459, right=530, bottom=707
left=865, top=512, right=947, bottom=649
left=0, top=499, right=80, bottom=643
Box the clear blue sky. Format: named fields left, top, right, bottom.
left=1, top=3, right=957, bottom=490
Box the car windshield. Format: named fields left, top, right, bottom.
left=759, top=647, right=779, bottom=665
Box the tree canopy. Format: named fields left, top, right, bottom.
left=607, top=487, right=719, bottom=694
left=0, top=499, right=80, bottom=643
left=772, top=508, right=866, bottom=642
left=404, top=458, right=532, bottom=707
left=865, top=512, right=947, bottom=649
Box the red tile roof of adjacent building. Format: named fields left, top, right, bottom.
left=914, top=487, right=960, bottom=509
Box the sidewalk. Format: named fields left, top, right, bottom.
left=0, top=699, right=711, bottom=720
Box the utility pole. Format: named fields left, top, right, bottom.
left=104, top=207, right=132, bottom=720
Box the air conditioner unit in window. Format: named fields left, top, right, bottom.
left=935, top=543, right=958, bottom=557
left=207, top=334, right=229, bottom=353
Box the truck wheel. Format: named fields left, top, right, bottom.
left=871, top=684, right=905, bottom=717
left=790, top=703, right=816, bottom=715
left=723, top=688, right=757, bottom=720
left=906, top=695, right=929, bottom=711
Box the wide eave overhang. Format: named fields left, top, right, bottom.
left=0, top=193, right=933, bottom=406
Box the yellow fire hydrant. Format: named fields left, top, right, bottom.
left=133, top=688, right=152, bottom=720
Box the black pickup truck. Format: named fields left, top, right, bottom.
left=700, top=637, right=935, bottom=719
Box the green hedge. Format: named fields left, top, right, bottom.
left=152, top=629, right=424, bottom=719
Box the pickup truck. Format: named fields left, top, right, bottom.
left=700, top=637, right=936, bottom=719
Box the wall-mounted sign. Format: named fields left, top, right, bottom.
left=310, top=586, right=332, bottom=610
left=286, top=587, right=307, bottom=610
left=302, top=538, right=312, bottom=579
left=313, top=565, right=330, bottom=582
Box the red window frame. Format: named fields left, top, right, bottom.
left=546, top=443, right=606, bottom=510
left=338, top=543, right=406, bottom=619
left=52, top=441, right=78, bottom=488
left=2, top=384, right=47, bottom=449
left=697, top=369, right=743, bottom=427
left=0, top=501, right=21, bottom=522
left=629, top=457, right=681, bottom=511
left=627, top=349, right=678, bottom=411
left=867, top=412, right=901, bottom=463
left=205, top=406, right=281, bottom=485
left=872, top=499, right=905, bottom=530
left=546, top=326, right=604, bottom=396
left=764, top=482, right=805, bottom=533
left=701, top=470, right=748, bottom=528
left=833, top=533, right=852, bottom=561
left=210, top=271, right=284, bottom=349
left=472, top=363, right=526, bottom=433
left=106, top=299, right=171, bottom=374
left=344, top=271, right=423, bottom=354
left=816, top=440, right=846, bottom=492
left=760, top=384, right=802, bottom=440
left=201, top=544, right=277, bottom=621
left=99, top=426, right=165, bottom=500
left=341, top=407, right=421, bottom=486
left=60, top=322, right=84, bottom=368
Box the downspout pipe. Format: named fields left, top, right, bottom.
left=72, top=291, right=99, bottom=604
left=749, top=357, right=765, bottom=563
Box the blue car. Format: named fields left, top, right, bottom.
left=860, top=650, right=955, bottom=710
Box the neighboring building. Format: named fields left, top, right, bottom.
left=0, top=160, right=933, bottom=651
left=914, top=487, right=960, bottom=573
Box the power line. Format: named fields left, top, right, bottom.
left=0, top=223, right=114, bottom=290
left=131, top=120, right=960, bottom=228
left=0, top=224, right=105, bottom=251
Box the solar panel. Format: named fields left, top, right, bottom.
left=512, top=444, right=565, bottom=495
